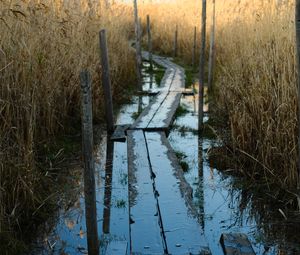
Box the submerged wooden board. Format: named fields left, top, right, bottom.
left=106, top=241, right=128, bottom=255
left=132, top=54, right=185, bottom=131
left=111, top=124, right=131, bottom=142
left=147, top=92, right=181, bottom=130
left=145, top=132, right=210, bottom=255
left=127, top=130, right=165, bottom=254
left=220, top=233, right=255, bottom=255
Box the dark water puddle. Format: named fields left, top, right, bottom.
left=29, top=62, right=300, bottom=255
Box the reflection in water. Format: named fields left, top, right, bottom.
left=138, top=96, right=143, bottom=114
left=198, top=137, right=205, bottom=230
left=103, top=137, right=114, bottom=234
left=29, top=62, right=300, bottom=255
left=169, top=84, right=300, bottom=254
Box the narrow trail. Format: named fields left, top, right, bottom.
left=108, top=52, right=211, bottom=254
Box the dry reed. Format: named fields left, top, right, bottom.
left=138, top=0, right=299, bottom=189
left=0, top=0, right=135, bottom=251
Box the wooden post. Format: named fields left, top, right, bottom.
left=134, top=0, right=143, bottom=91
left=173, top=25, right=178, bottom=58
left=139, top=17, right=143, bottom=48
left=198, top=0, right=207, bottom=132
left=192, top=26, right=197, bottom=68
left=208, top=0, right=216, bottom=91
left=147, top=14, right=153, bottom=71
left=99, top=29, right=115, bottom=134
left=296, top=0, right=300, bottom=188
left=80, top=71, right=99, bottom=255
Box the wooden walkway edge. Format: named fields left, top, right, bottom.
left=127, top=52, right=210, bottom=254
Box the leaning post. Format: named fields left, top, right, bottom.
left=198, top=0, right=207, bottom=132
left=208, top=0, right=216, bottom=91
left=99, top=29, right=115, bottom=134
left=147, top=14, right=153, bottom=71
left=134, top=0, right=143, bottom=90
left=80, top=71, right=99, bottom=255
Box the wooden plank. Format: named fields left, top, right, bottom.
left=127, top=130, right=165, bottom=254
left=132, top=57, right=185, bottom=131
left=147, top=92, right=181, bottom=130
left=110, top=124, right=131, bottom=142
left=182, top=89, right=195, bottom=96
left=106, top=241, right=128, bottom=255
left=145, top=132, right=210, bottom=255
left=133, top=91, right=169, bottom=129
left=220, top=233, right=255, bottom=255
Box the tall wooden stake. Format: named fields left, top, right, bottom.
left=99, top=29, right=115, bottom=134
left=296, top=0, right=300, bottom=189
left=80, top=71, right=99, bottom=255
left=147, top=14, right=153, bottom=71
left=134, top=0, right=142, bottom=91
left=192, top=26, right=197, bottom=68
left=198, top=0, right=207, bottom=132
left=208, top=0, right=216, bottom=91
left=173, top=25, right=178, bottom=58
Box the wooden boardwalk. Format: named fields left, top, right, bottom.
left=103, top=53, right=209, bottom=255
left=102, top=53, right=257, bottom=255
left=132, top=52, right=185, bottom=131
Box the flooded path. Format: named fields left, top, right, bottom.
left=30, top=57, right=300, bottom=255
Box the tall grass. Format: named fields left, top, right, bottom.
left=0, top=0, right=135, bottom=251
left=138, top=0, right=299, bottom=189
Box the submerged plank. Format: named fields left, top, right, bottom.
left=220, top=233, right=255, bottom=255
left=145, top=132, right=210, bottom=255
left=111, top=124, right=131, bottom=142
left=106, top=241, right=128, bottom=255
left=127, top=130, right=165, bottom=254
left=147, top=92, right=181, bottom=130
left=132, top=52, right=185, bottom=131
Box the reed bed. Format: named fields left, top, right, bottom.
left=138, top=0, right=298, bottom=189
left=0, top=0, right=135, bottom=251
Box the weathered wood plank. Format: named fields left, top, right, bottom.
left=127, top=130, right=165, bottom=254
left=145, top=132, right=210, bottom=255
left=110, top=124, right=131, bottom=142
left=132, top=54, right=185, bottom=131
left=80, top=71, right=99, bottom=255
left=147, top=92, right=182, bottom=130
left=220, top=233, right=255, bottom=255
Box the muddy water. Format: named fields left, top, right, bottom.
left=30, top=62, right=300, bottom=255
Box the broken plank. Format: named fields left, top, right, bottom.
left=127, top=130, right=165, bottom=254
left=145, top=132, right=210, bottom=255
left=182, top=89, right=195, bottom=96
left=220, top=233, right=255, bottom=255
left=111, top=124, right=131, bottom=142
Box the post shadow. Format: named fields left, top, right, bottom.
left=103, top=136, right=115, bottom=234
